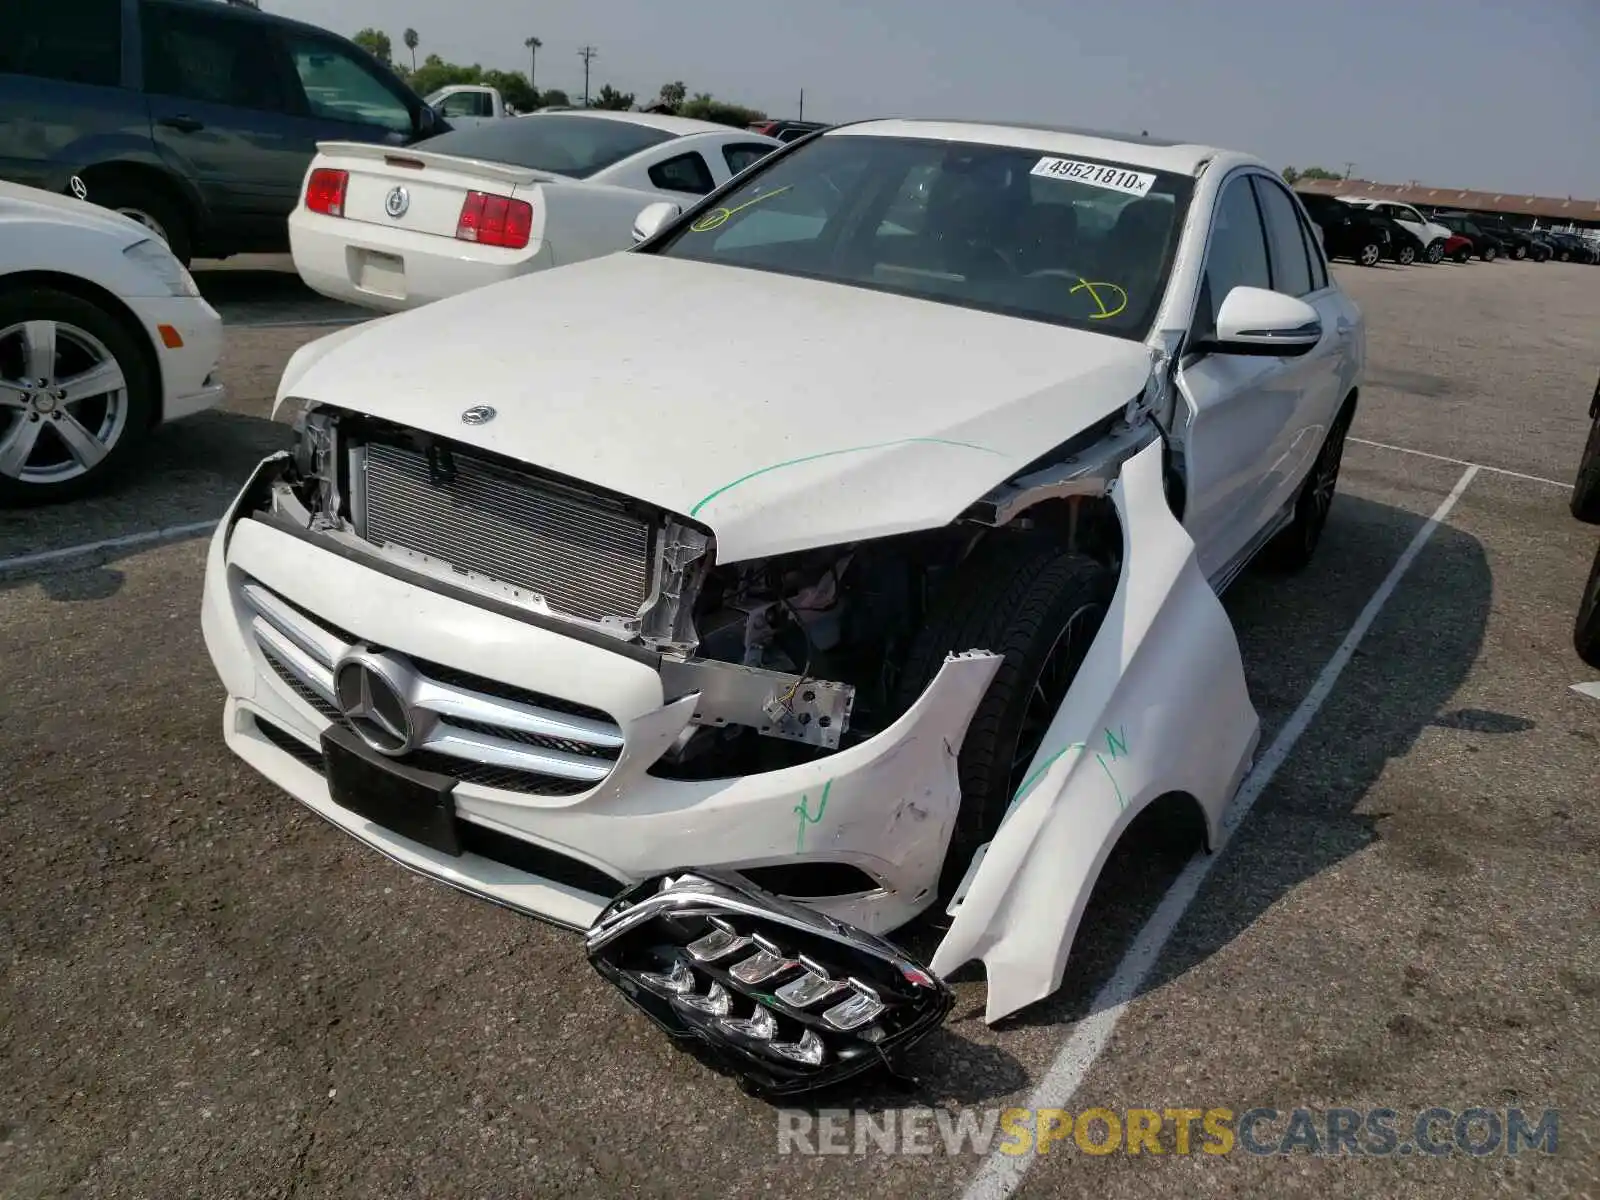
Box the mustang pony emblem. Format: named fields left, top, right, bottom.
left=385, top=185, right=410, bottom=218
left=460, top=405, right=497, bottom=426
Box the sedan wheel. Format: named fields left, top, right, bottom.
left=1425, top=240, right=1446, bottom=264
left=0, top=288, right=153, bottom=505
left=1358, top=242, right=1383, bottom=266
left=1263, top=410, right=1349, bottom=572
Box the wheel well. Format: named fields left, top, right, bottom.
left=1339, top=387, right=1359, bottom=426
left=0, top=271, right=163, bottom=426
left=1118, top=789, right=1213, bottom=858
left=77, top=162, right=198, bottom=238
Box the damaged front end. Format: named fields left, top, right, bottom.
left=587, top=871, right=953, bottom=1097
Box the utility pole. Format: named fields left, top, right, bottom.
left=578, top=45, right=598, bottom=107
left=1343, top=161, right=1355, bottom=181
left=798, top=88, right=804, bottom=121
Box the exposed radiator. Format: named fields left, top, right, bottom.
left=356, top=440, right=654, bottom=622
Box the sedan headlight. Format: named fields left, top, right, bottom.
left=123, top=238, right=200, bottom=298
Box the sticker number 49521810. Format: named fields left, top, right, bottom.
left=1031, top=157, right=1157, bottom=198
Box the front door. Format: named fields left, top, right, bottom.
left=1176, top=170, right=1353, bottom=582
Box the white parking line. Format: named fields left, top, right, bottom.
left=1350, top=436, right=1566, bottom=488
left=0, top=519, right=217, bottom=577
left=962, top=463, right=1481, bottom=1200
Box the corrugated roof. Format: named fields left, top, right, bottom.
left=1296, top=178, right=1600, bottom=223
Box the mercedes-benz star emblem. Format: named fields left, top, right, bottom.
left=385, top=185, right=410, bottom=219
left=68, top=175, right=89, bottom=200
left=460, top=405, right=496, bottom=426
left=333, top=649, right=420, bottom=757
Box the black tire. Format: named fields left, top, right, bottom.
left=0, top=287, right=156, bottom=506
left=82, top=176, right=193, bottom=266
left=893, top=540, right=1115, bottom=899
left=1559, top=250, right=1572, bottom=263
left=1572, top=413, right=1600, bottom=524
left=1482, top=244, right=1497, bottom=262
left=1261, top=406, right=1351, bottom=573
left=1576, top=542, right=1600, bottom=670
left=1425, top=240, right=1446, bottom=264
left=1455, top=248, right=1471, bottom=264
left=1396, top=243, right=1417, bottom=266
left=1512, top=243, right=1528, bottom=261
left=1533, top=249, right=1550, bottom=263
left=1357, top=241, right=1383, bottom=267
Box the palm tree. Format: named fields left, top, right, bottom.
left=525, top=36, right=542, bottom=91
left=403, top=28, right=419, bottom=72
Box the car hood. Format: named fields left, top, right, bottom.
left=282, top=253, right=1156, bottom=562
left=0, top=180, right=149, bottom=243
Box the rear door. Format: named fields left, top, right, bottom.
left=0, top=0, right=146, bottom=192
left=1176, top=170, right=1354, bottom=582
left=139, top=0, right=308, bottom=248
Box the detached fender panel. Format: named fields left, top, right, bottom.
left=929, top=437, right=1260, bottom=1023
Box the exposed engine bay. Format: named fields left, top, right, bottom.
left=259, top=404, right=1133, bottom=780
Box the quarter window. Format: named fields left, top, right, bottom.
left=1252, top=176, right=1316, bottom=296
left=723, top=143, right=776, bottom=176
left=2, top=0, right=121, bottom=87
left=649, top=151, right=716, bottom=195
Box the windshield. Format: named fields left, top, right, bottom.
left=647, top=134, right=1195, bottom=338
left=416, top=114, right=676, bottom=178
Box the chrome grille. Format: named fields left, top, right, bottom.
left=242, top=579, right=622, bottom=798
left=357, top=441, right=654, bottom=622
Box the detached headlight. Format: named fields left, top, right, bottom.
left=123, top=238, right=200, bottom=297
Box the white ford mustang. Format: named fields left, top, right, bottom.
left=205, top=119, right=1364, bottom=1087
left=1, top=180, right=224, bottom=505
left=288, top=110, right=782, bottom=312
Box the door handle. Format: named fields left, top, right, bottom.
left=159, top=115, right=204, bottom=133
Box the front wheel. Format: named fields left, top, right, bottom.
left=82, top=177, right=193, bottom=266
left=1512, top=243, right=1528, bottom=261
left=1572, top=412, right=1600, bottom=524
left=1396, top=244, right=1417, bottom=266
left=1357, top=242, right=1383, bottom=267
left=1576, top=542, right=1600, bottom=670
left=1261, top=409, right=1350, bottom=572
left=893, top=541, right=1115, bottom=899
left=0, top=287, right=155, bottom=506
left=1455, top=248, right=1472, bottom=264
left=1425, top=240, right=1446, bottom=264
left=1482, top=245, right=1498, bottom=262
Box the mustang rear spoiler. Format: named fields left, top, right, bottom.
left=310, top=141, right=570, bottom=187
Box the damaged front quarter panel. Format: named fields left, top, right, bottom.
left=929, top=438, right=1261, bottom=1023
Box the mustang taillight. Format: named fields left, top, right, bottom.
left=304, top=168, right=349, bottom=218
left=456, top=191, right=533, bottom=249
left=586, top=871, right=954, bottom=1098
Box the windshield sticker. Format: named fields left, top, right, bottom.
left=1070, top=279, right=1128, bottom=320
left=689, top=185, right=794, bottom=232
left=1030, top=157, right=1155, bottom=198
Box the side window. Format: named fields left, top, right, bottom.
left=649, top=152, right=716, bottom=195
left=1197, top=175, right=1271, bottom=335
left=437, top=92, right=484, bottom=119
left=722, top=143, right=775, bottom=176
left=282, top=34, right=414, bottom=133
left=1252, top=176, right=1316, bottom=296
left=1, top=0, right=121, bottom=87
left=141, top=2, right=292, bottom=112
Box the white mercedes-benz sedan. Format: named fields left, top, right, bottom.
left=1, top=180, right=224, bottom=505
left=204, top=118, right=1364, bottom=1084
left=288, top=110, right=782, bottom=312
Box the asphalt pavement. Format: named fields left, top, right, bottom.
left=1, top=255, right=1597, bottom=1199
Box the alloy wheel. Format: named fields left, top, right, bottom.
left=1426, top=241, right=1445, bottom=264
left=114, top=207, right=172, bottom=246
left=1398, top=245, right=1416, bottom=265
left=0, top=320, right=129, bottom=485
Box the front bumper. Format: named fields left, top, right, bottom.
left=202, top=458, right=1001, bottom=933
left=129, top=294, right=225, bottom=422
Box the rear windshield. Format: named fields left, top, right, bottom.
left=415, top=114, right=676, bottom=178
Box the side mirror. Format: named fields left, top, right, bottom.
left=415, top=104, right=441, bottom=139
left=1200, top=286, right=1322, bottom=358
left=632, top=200, right=681, bottom=244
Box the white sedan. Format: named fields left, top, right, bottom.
left=1, top=180, right=224, bottom=505
left=207, top=119, right=1363, bottom=1088
left=288, top=110, right=782, bottom=311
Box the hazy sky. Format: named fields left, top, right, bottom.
left=270, top=0, right=1599, bottom=198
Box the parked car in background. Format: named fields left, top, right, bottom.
left=0, top=0, right=442, bottom=265
left=748, top=119, right=829, bottom=143
left=1469, top=215, right=1549, bottom=261
left=424, top=84, right=517, bottom=127
left=1339, top=196, right=1452, bottom=263
left=1442, top=233, right=1477, bottom=263
left=1295, top=192, right=1391, bottom=265
left=206, top=120, right=1365, bottom=1059
left=1369, top=211, right=1424, bottom=265
left=290, top=112, right=781, bottom=311
left=1429, top=212, right=1503, bottom=262
left=1, top=178, right=223, bottom=504
left=1543, top=232, right=1599, bottom=264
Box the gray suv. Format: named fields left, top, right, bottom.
left=1, top=0, right=443, bottom=263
